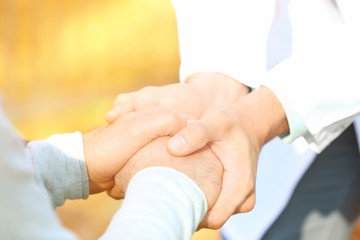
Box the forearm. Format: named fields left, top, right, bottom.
left=101, top=167, right=207, bottom=240
left=26, top=132, right=89, bottom=207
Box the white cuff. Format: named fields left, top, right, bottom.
left=101, top=167, right=207, bottom=240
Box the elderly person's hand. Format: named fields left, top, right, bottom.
left=112, top=136, right=223, bottom=211
left=83, top=107, right=186, bottom=196
left=106, top=73, right=289, bottom=229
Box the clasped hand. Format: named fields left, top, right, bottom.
left=84, top=72, right=288, bottom=229
left=104, top=72, right=261, bottom=229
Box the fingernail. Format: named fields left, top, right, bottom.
left=112, top=105, right=122, bottom=112
left=106, top=110, right=114, bottom=116
left=106, top=106, right=121, bottom=120
left=169, top=135, right=187, bottom=153
left=105, top=110, right=115, bottom=120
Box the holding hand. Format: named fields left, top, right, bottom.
left=113, top=136, right=223, bottom=211
left=105, top=72, right=288, bottom=229
left=83, top=107, right=186, bottom=197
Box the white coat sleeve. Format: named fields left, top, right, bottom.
left=262, top=0, right=360, bottom=152
left=100, top=167, right=208, bottom=240
left=172, top=0, right=360, bottom=152
left=171, top=0, right=274, bottom=88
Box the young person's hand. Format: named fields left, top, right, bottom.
left=106, top=72, right=249, bottom=123
left=105, top=73, right=288, bottom=229
left=83, top=107, right=186, bottom=196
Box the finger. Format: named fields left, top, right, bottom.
left=129, top=106, right=186, bottom=137
left=199, top=170, right=241, bottom=229
left=167, top=107, right=230, bottom=156
left=235, top=192, right=256, bottom=213
left=106, top=93, right=137, bottom=123
left=203, top=172, right=255, bottom=229
left=102, top=106, right=187, bottom=177
left=167, top=120, right=211, bottom=156
left=106, top=104, right=135, bottom=124
left=107, top=185, right=125, bottom=200
left=106, top=86, right=163, bottom=123
left=113, top=92, right=136, bottom=107
left=200, top=136, right=256, bottom=229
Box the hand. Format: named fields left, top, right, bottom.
left=105, top=73, right=288, bottom=229
left=196, top=87, right=288, bottom=228
left=83, top=107, right=186, bottom=196
left=106, top=73, right=253, bottom=228
left=112, top=136, right=223, bottom=210
left=106, top=72, right=250, bottom=123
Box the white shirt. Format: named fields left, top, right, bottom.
left=170, top=0, right=360, bottom=239
left=171, top=0, right=360, bottom=152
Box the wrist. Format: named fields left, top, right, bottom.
left=236, top=86, right=289, bottom=147
left=83, top=130, right=114, bottom=194
left=186, top=72, right=250, bottom=101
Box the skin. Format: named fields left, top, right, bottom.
left=83, top=106, right=186, bottom=196
left=106, top=72, right=289, bottom=229
left=112, top=137, right=223, bottom=211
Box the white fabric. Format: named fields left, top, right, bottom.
left=101, top=167, right=208, bottom=240
left=26, top=132, right=89, bottom=207
left=0, top=102, right=205, bottom=239
left=170, top=0, right=360, bottom=239
left=171, top=0, right=360, bottom=152
left=172, top=0, right=274, bottom=88
left=264, top=0, right=360, bottom=152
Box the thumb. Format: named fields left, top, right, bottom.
left=167, top=120, right=213, bottom=156
left=167, top=106, right=228, bottom=156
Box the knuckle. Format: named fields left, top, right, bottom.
left=107, top=189, right=121, bottom=200
left=189, top=122, right=208, bottom=142
left=184, top=73, right=199, bottom=83
left=162, top=110, right=184, bottom=135
left=139, top=86, right=156, bottom=95
left=135, top=86, right=158, bottom=108
left=113, top=94, right=126, bottom=106
left=140, top=85, right=155, bottom=91
left=207, top=220, right=224, bottom=230
left=240, top=202, right=255, bottom=213
left=238, top=194, right=256, bottom=213
left=207, top=108, right=238, bottom=134
left=164, top=110, right=179, bottom=123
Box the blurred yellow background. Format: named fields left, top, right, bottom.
left=3, top=1, right=360, bottom=239
left=0, top=0, right=218, bottom=239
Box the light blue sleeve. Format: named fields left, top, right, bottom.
left=26, top=132, right=89, bottom=207
left=0, top=107, right=78, bottom=240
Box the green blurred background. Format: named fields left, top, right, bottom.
left=0, top=0, right=218, bottom=239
